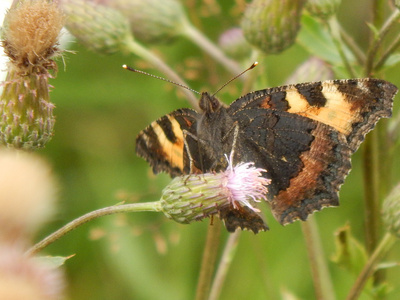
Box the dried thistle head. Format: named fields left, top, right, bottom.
left=0, top=0, right=64, bottom=149
left=2, top=0, right=64, bottom=75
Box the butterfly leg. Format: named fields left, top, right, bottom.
left=222, top=122, right=240, bottom=165
left=182, top=130, right=197, bottom=173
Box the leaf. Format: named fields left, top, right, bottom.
left=375, top=261, right=400, bottom=271
left=378, top=53, right=400, bottom=70
left=331, top=224, right=368, bottom=275
left=297, top=15, right=340, bottom=64
left=297, top=14, right=354, bottom=66
left=33, top=254, right=75, bottom=269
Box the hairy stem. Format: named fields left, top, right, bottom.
left=27, top=201, right=162, bottom=256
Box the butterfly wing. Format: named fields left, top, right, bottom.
left=228, top=79, right=396, bottom=225
left=230, top=79, right=395, bottom=152
left=136, top=108, right=199, bottom=177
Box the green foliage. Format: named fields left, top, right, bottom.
left=25, top=0, right=400, bottom=299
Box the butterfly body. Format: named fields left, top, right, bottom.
left=136, top=78, right=397, bottom=233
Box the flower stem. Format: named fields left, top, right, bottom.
left=208, top=230, right=241, bottom=300
left=337, top=21, right=366, bottom=66
left=123, top=38, right=199, bottom=109
left=327, top=18, right=356, bottom=78
left=26, top=201, right=162, bottom=256
left=362, top=132, right=381, bottom=256
left=346, top=233, right=396, bottom=300
left=301, top=217, right=336, bottom=300
left=181, top=21, right=244, bottom=79
left=195, top=220, right=222, bottom=300
left=374, top=33, right=400, bottom=71
left=365, top=9, right=400, bottom=76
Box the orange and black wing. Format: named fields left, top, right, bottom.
left=228, top=79, right=397, bottom=225
left=136, top=108, right=199, bottom=177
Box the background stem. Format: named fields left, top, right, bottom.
left=181, top=21, right=244, bottom=79
left=124, top=38, right=199, bottom=109
left=195, top=220, right=222, bottom=300
left=27, top=201, right=162, bottom=256
left=301, top=218, right=336, bottom=300
left=208, top=230, right=241, bottom=300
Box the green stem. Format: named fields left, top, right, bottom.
left=26, top=201, right=162, bottom=256
left=195, top=220, right=222, bottom=300
left=365, top=9, right=400, bottom=76
left=362, top=132, right=381, bottom=255
left=301, top=217, right=336, bottom=300
left=346, top=233, right=396, bottom=300
left=181, top=21, right=244, bottom=79
left=123, top=38, right=199, bottom=109
left=328, top=18, right=357, bottom=78
left=374, top=33, right=400, bottom=71
left=338, top=22, right=366, bottom=66
left=208, top=230, right=241, bottom=300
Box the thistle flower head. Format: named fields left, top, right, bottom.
left=0, top=246, right=64, bottom=300
left=2, top=0, right=64, bottom=74
left=160, top=155, right=270, bottom=226
left=241, top=0, right=307, bottom=54
left=59, top=0, right=133, bottom=54
left=0, top=0, right=64, bottom=149
left=98, top=0, right=188, bottom=44
left=285, top=57, right=334, bottom=84
left=305, top=0, right=341, bottom=18
left=218, top=28, right=252, bottom=60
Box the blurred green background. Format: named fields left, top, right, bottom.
left=35, top=0, right=400, bottom=299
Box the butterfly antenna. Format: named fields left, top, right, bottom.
left=212, top=62, right=258, bottom=97
left=122, top=65, right=201, bottom=95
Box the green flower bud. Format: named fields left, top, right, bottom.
left=160, top=173, right=230, bottom=224
left=60, top=0, right=133, bottom=54
left=1, top=0, right=64, bottom=149
left=99, top=0, right=188, bottom=44
left=241, top=0, right=307, bottom=54
left=160, top=159, right=270, bottom=225
left=382, top=183, right=400, bottom=238
left=306, top=0, right=341, bottom=19
left=218, top=28, right=252, bottom=60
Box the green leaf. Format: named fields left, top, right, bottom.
left=298, top=14, right=354, bottom=66
left=375, top=261, right=400, bottom=271
left=331, top=224, right=368, bottom=275
left=33, top=254, right=75, bottom=269
left=298, top=15, right=340, bottom=64
left=378, top=53, right=400, bottom=70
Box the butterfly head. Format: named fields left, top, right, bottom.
left=199, top=92, right=223, bottom=113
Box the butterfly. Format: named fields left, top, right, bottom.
left=136, top=78, right=397, bottom=233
